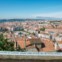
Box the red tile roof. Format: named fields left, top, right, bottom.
left=40, top=39, right=55, bottom=52
left=16, top=37, right=30, bottom=49
left=16, top=36, right=55, bottom=52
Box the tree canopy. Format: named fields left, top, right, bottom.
left=0, top=34, right=14, bottom=51
left=40, top=27, right=45, bottom=31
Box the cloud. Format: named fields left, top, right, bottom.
left=33, top=12, right=62, bottom=18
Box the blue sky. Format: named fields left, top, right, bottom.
left=0, top=0, right=62, bottom=19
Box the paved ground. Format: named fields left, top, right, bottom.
left=0, top=59, right=62, bottom=62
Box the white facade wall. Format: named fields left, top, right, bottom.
left=55, top=37, right=62, bottom=41
left=28, top=30, right=35, bottom=33
left=38, top=34, right=50, bottom=39
left=58, top=44, right=62, bottom=48
left=54, top=43, right=58, bottom=50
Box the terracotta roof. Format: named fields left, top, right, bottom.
left=16, top=36, right=55, bottom=52
left=40, top=39, right=55, bottom=52
left=15, top=36, right=31, bottom=49
left=58, top=41, right=62, bottom=44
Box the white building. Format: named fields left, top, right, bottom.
left=38, top=33, right=50, bottom=39
left=55, top=36, right=62, bottom=41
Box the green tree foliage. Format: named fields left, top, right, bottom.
left=0, top=34, right=26, bottom=51
left=40, top=27, right=45, bottom=31
left=0, top=34, right=14, bottom=51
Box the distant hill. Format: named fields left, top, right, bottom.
left=0, top=17, right=62, bottom=23
left=0, top=19, right=45, bottom=23
left=36, top=16, right=62, bottom=20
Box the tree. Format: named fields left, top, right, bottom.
left=0, top=34, right=15, bottom=51
left=40, top=27, right=45, bottom=31
left=32, top=32, right=36, bottom=35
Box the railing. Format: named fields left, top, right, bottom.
left=0, top=51, right=62, bottom=56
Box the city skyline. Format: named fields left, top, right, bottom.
left=0, top=0, right=62, bottom=19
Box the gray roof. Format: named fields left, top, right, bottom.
left=29, top=38, right=42, bottom=44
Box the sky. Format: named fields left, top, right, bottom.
left=0, top=0, right=62, bottom=19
